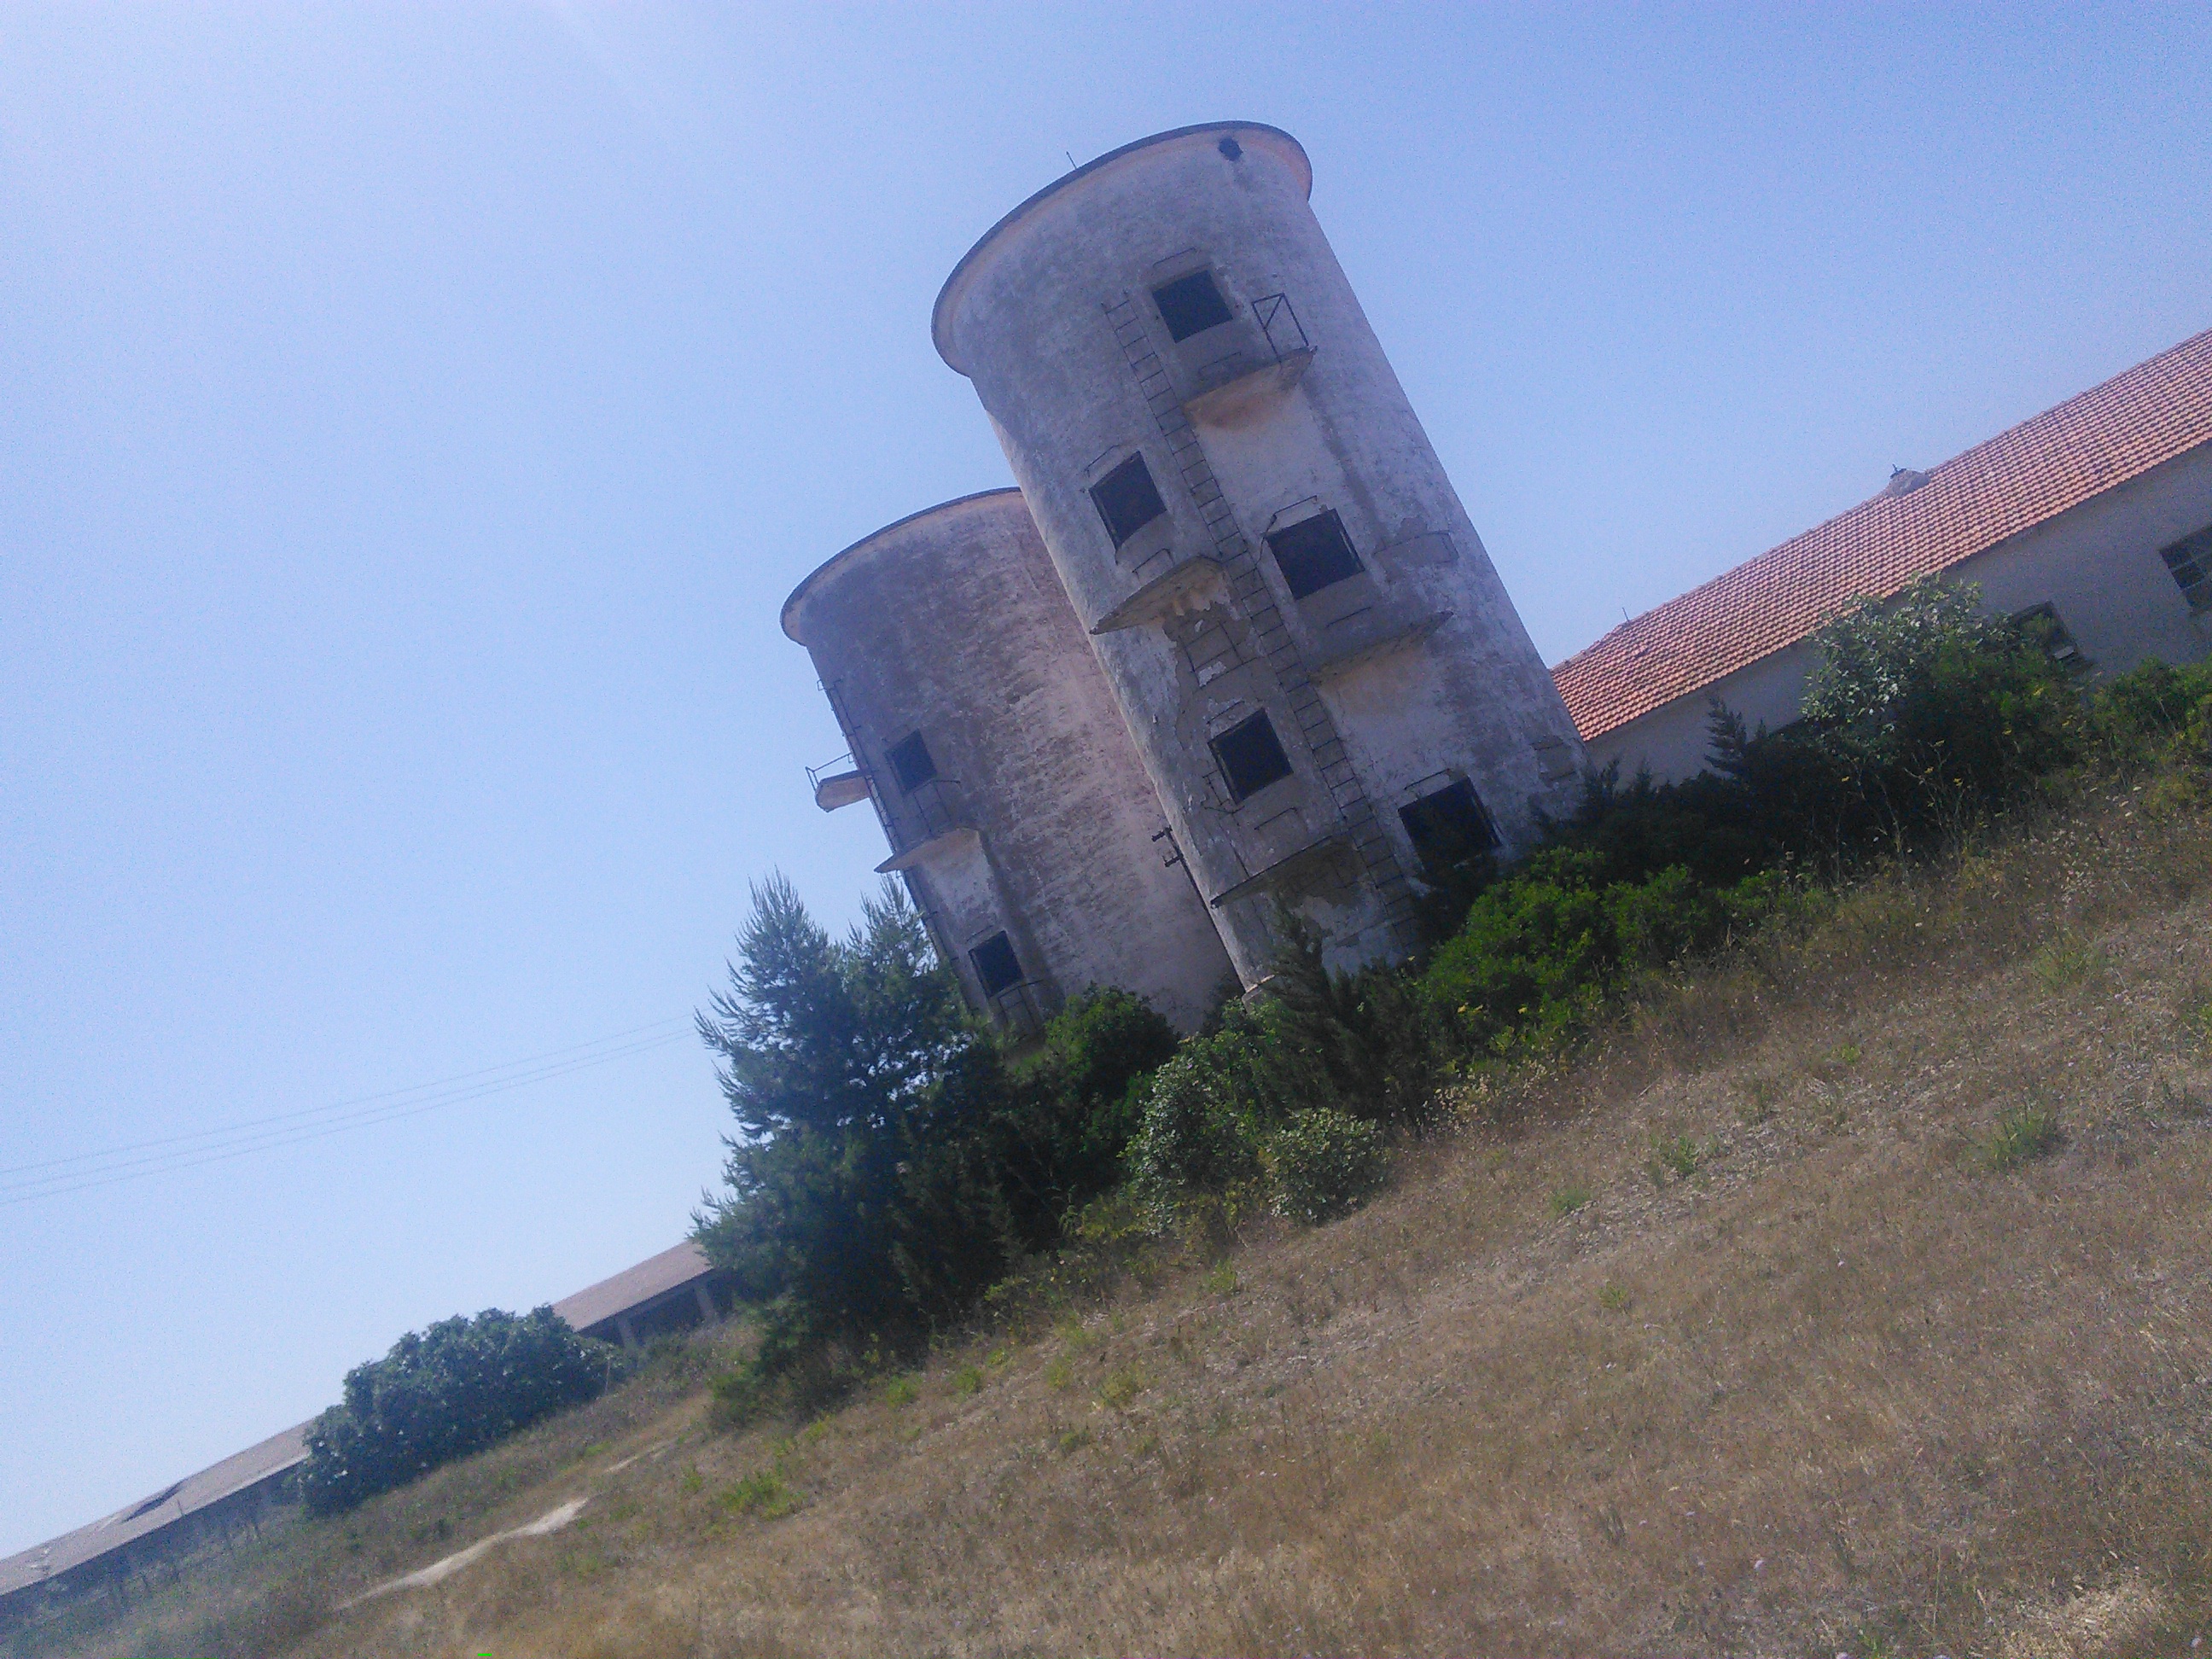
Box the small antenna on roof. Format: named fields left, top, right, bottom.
left=1065, top=149, right=1077, bottom=172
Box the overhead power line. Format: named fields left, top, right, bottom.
left=3, top=1017, right=698, bottom=1207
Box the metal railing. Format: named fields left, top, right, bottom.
left=1250, top=292, right=1310, bottom=362
left=987, top=979, right=1050, bottom=1039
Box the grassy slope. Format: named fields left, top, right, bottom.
left=25, top=788, right=2212, bottom=1659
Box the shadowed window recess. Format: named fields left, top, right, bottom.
left=887, top=731, right=937, bottom=794
left=1210, top=711, right=1295, bottom=804
left=1151, top=270, right=1234, bottom=342
left=968, top=932, right=1024, bottom=998
left=1090, top=454, right=1167, bottom=548
left=2162, top=525, right=2212, bottom=611
left=1266, top=510, right=1364, bottom=600
left=2013, top=602, right=2083, bottom=666
left=1399, top=778, right=1499, bottom=866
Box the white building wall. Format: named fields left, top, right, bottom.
left=935, top=124, right=1586, bottom=981
left=1584, top=445, right=2212, bottom=783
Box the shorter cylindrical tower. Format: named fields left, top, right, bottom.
left=934, top=122, right=1588, bottom=983
left=783, top=490, right=1235, bottom=1033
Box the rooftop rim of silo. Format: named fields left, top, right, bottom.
left=780, top=486, right=1027, bottom=644
left=930, top=121, right=1312, bottom=377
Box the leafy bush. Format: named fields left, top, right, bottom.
left=1265, top=1108, right=1388, bottom=1225
left=300, top=1307, right=617, bottom=1516
left=1124, top=1026, right=1266, bottom=1206
left=1419, top=852, right=1761, bottom=1052
left=1033, top=987, right=1179, bottom=1175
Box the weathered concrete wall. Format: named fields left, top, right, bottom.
left=783, top=490, right=1234, bottom=1033
left=1586, top=445, right=2212, bottom=783
left=935, top=123, right=1586, bottom=981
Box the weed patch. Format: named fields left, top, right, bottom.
left=1096, top=1365, right=1150, bottom=1412
left=1978, top=1103, right=2064, bottom=1171
left=1645, top=1132, right=1708, bottom=1184
left=717, top=1464, right=798, bottom=1520
left=2030, top=934, right=2105, bottom=991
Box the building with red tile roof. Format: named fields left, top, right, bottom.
left=1553, top=328, right=2212, bottom=782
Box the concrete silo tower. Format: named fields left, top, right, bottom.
left=933, top=122, right=1587, bottom=983
left=783, top=489, right=1235, bottom=1033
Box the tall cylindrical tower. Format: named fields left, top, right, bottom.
left=933, top=122, right=1587, bottom=982
left=783, top=489, right=1234, bottom=1033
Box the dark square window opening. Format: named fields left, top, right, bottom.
left=1266, top=510, right=1364, bottom=600
left=1210, top=711, right=1295, bottom=804
left=1399, top=779, right=1499, bottom=866
left=2013, top=602, right=2082, bottom=665
left=969, top=931, right=1024, bottom=998
left=1090, top=454, right=1167, bottom=548
left=1151, top=269, right=1235, bottom=342
left=2161, top=526, right=2212, bottom=610
left=887, top=731, right=937, bottom=794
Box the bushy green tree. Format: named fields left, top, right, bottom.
left=1032, top=987, right=1180, bottom=1184
left=694, top=881, right=1183, bottom=1386
left=300, top=1307, right=614, bottom=1516
left=1796, top=577, right=2085, bottom=847
left=693, top=875, right=974, bottom=1360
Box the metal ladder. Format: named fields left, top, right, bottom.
left=1101, top=294, right=1417, bottom=947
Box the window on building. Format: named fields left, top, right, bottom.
left=887, top=731, right=937, bottom=794
left=1399, top=779, right=1499, bottom=865
left=2161, top=526, right=2212, bottom=611
left=1151, top=269, right=1234, bottom=342
left=969, top=931, right=1024, bottom=998
left=1210, top=710, right=1295, bottom=804
left=1266, top=510, right=1364, bottom=600
left=2013, top=602, right=2082, bottom=666
left=1090, top=454, right=1167, bottom=548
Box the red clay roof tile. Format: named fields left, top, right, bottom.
left=1551, top=326, right=2212, bottom=741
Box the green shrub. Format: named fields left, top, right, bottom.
left=1125, top=1028, right=1266, bottom=1205
left=707, top=1363, right=767, bottom=1429
left=1034, top=987, right=1179, bottom=1174
left=1548, top=1184, right=1592, bottom=1217
left=951, top=1364, right=982, bottom=1397
left=881, top=1374, right=918, bottom=1407
left=300, top=1307, right=618, bottom=1516
left=1264, top=1108, right=1388, bottom=1225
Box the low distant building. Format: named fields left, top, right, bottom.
left=0, top=1237, right=726, bottom=1632
left=1555, top=327, right=2212, bottom=783
left=551, top=1239, right=728, bottom=1349
left=0, top=1421, right=309, bottom=1627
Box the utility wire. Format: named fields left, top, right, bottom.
left=2, top=1016, right=693, bottom=1176
left=3, top=1020, right=697, bottom=1207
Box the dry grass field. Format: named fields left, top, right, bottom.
left=20, top=786, right=2212, bottom=1659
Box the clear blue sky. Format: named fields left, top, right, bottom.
left=3, top=3, right=2206, bottom=1555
